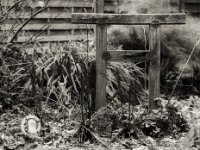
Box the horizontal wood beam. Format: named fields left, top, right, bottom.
left=2, top=34, right=91, bottom=43
left=102, top=50, right=150, bottom=62
left=7, top=12, right=71, bottom=19
left=2, top=24, right=94, bottom=30
left=1, top=0, right=93, bottom=7
left=1, top=0, right=119, bottom=7
left=72, top=13, right=186, bottom=25
left=1, top=2, right=90, bottom=8
left=1, top=1, right=117, bottom=12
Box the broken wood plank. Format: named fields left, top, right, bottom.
left=71, top=13, right=186, bottom=25
left=102, top=50, right=150, bottom=62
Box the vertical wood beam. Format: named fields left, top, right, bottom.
left=47, top=8, right=51, bottom=36
left=95, top=24, right=107, bottom=110
left=71, top=7, right=75, bottom=35
left=95, top=0, right=104, bottom=13
left=47, top=7, right=51, bottom=48
left=179, top=0, right=185, bottom=12
left=95, top=0, right=106, bottom=110
left=149, top=24, right=161, bottom=110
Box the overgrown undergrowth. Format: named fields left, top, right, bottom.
left=0, top=41, right=145, bottom=112
left=108, top=0, right=200, bottom=96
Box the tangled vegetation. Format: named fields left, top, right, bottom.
left=1, top=0, right=200, bottom=150
left=108, top=0, right=200, bottom=96
left=0, top=41, right=195, bottom=150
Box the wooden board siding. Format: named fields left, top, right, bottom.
left=0, top=0, right=121, bottom=43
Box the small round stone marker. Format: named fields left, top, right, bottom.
left=21, top=115, right=41, bottom=138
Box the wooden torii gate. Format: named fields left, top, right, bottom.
left=72, top=11, right=186, bottom=111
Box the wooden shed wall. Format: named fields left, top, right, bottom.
left=1, top=0, right=121, bottom=43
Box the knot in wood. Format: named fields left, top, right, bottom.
left=151, top=19, right=160, bottom=25
left=97, top=18, right=107, bottom=24
left=102, top=51, right=111, bottom=60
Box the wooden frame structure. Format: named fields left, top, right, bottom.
left=72, top=4, right=186, bottom=111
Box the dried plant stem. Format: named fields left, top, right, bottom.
left=8, top=6, right=47, bottom=43
left=171, top=38, right=200, bottom=96
left=81, top=125, right=111, bottom=149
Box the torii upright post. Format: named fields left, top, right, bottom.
left=95, top=0, right=107, bottom=110
left=72, top=13, right=186, bottom=111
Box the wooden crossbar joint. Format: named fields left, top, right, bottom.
left=102, top=50, right=150, bottom=62
left=151, top=19, right=160, bottom=25
left=97, top=18, right=107, bottom=24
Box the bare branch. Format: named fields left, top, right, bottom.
left=8, top=6, right=47, bottom=43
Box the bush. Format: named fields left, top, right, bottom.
left=135, top=98, right=189, bottom=138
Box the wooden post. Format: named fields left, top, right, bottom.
left=71, top=7, right=75, bottom=35
left=95, top=0, right=104, bottom=13
left=95, top=0, right=107, bottom=110
left=47, top=7, right=51, bottom=48
left=149, top=23, right=161, bottom=110
left=179, top=0, right=185, bottom=12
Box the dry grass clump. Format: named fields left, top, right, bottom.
left=0, top=41, right=145, bottom=111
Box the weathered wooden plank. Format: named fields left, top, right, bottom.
left=47, top=1, right=92, bottom=7
left=47, top=8, right=51, bottom=36
left=71, top=13, right=186, bottom=25
left=3, top=34, right=89, bottom=43
left=71, top=7, right=75, bottom=35
left=8, top=12, right=72, bottom=19
left=8, top=11, right=125, bottom=20
left=95, top=0, right=107, bottom=110
left=102, top=50, right=150, bottom=62
left=2, top=24, right=94, bottom=30
left=148, top=24, right=161, bottom=110
left=0, top=1, right=92, bottom=7
left=1, top=0, right=119, bottom=8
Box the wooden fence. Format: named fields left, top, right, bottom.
left=1, top=0, right=121, bottom=43
left=1, top=0, right=198, bottom=43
